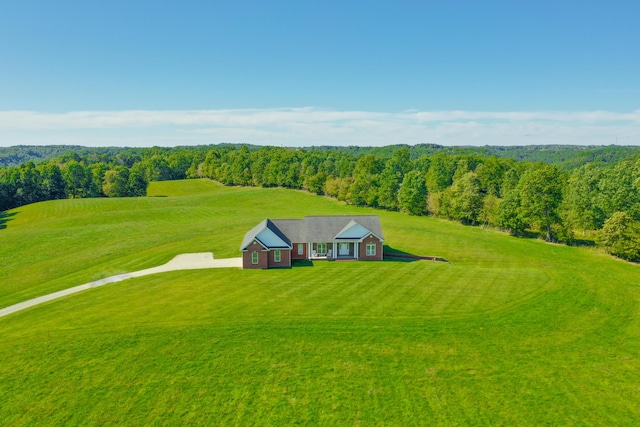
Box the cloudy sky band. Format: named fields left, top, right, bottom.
left=1, top=108, right=639, bottom=129
left=1, top=108, right=638, bottom=147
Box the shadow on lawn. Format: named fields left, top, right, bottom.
left=568, top=238, right=596, bottom=247
left=292, top=259, right=314, bottom=267
left=383, top=245, right=448, bottom=263
left=510, top=230, right=596, bottom=247
left=0, top=211, right=17, bottom=231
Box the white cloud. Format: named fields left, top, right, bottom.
left=0, top=108, right=638, bottom=147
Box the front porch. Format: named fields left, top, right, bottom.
left=309, top=241, right=359, bottom=260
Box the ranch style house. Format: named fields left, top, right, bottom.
left=240, top=215, right=384, bottom=269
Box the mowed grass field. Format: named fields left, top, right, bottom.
left=1, top=179, right=639, bottom=425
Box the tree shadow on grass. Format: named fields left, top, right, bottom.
left=383, top=245, right=448, bottom=263
left=567, top=238, right=596, bottom=247
left=0, top=211, right=17, bottom=231
left=508, top=230, right=542, bottom=239
left=508, top=230, right=596, bottom=247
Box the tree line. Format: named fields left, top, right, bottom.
left=0, top=148, right=206, bottom=211
left=4, top=143, right=640, bottom=169
left=196, top=145, right=640, bottom=262
left=1, top=144, right=639, bottom=262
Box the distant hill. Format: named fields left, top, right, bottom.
left=0, top=145, right=131, bottom=167
left=331, top=144, right=640, bottom=170
left=2, top=143, right=640, bottom=170
left=468, top=144, right=640, bottom=170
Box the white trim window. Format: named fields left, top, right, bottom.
left=298, top=243, right=304, bottom=255
left=366, top=243, right=376, bottom=256
left=316, top=242, right=327, bottom=256
left=274, top=249, right=281, bottom=262
left=252, top=251, right=259, bottom=264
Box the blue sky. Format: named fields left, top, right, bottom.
left=1, top=0, right=638, bottom=147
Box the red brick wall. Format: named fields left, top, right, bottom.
left=268, top=249, right=291, bottom=268
left=242, top=240, right=268, bottom=269
left=291, top=243, right=307, bottom=259
left=359, top=235, right=383, bottom=261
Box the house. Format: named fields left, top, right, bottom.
left=240, top=215, right=384, bottom=269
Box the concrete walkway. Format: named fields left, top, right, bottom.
left=0, top=253, right=242, bottom=319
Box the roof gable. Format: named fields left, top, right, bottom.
left=240, top=219, right=292, bottom=250
left=334, top=220, right=371, bottom=239
left=255, top=227, right=290, bottom=248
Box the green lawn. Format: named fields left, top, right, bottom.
left=1, top=179, right=639, bottom=425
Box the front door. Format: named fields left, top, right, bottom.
left=339, top=243, right=349, bottom=256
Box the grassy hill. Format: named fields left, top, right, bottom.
left=1, top=179, right=639, bottom=425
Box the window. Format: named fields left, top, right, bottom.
left=366, top=243, right=376, bottom=256
left=298, top=243, right=304, bottom=255
left=252, top=252, right=259, bottom=264
left=317, top=242, right=327, bottom=255
left=274, top=249, right=281, bottom=262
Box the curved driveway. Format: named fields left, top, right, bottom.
left=0, top=253, right=242, bottom=319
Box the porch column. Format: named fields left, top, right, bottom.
left=332, top=242, right=337, bottom=259
left=354, top=242, right=359, bottom=259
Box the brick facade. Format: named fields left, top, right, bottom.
left=242, top=240, right=268, bottom=269
left=291, top=242, right=307, bottom=260
left=358, top=235, right=383, bottom=261
left=267, top=248, right=291, bottom=268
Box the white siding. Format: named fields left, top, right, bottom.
left=256, top=228, right=289, bottom=248
left=334, top=222, right=370, bottom=239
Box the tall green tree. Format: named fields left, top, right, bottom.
left=128, top=163, right=148, bottom=196
left=229, top=146, right=252, bottom=186
left=102, top=167, right=130, bottom=198
left=597, top=159, right=640, bottom=220
left=496, top=189, right=528, bottom=236
left=0, top=168, right=18, bottom=211
left=475, top=156, right=507, bottom=197
left=15, top=162, right=43, bottom=206
left=518, top=164, right=564, bottom=241
left=377, top=149, right=410, bottom=210
left=448, top=171, right=483, bottom=225
left=398, top=170, right=428, bottom=215
left=426, top=154, right=456, bottom=191
left=349, top=154, right=384, bottom=207
left=40, top=164, right=67, bottom=200
left=562, top=164, right=605, bottom=234
left=63, top=161, right=92, bottom=198
left=140, top=155, right=173, bottom=182
left=598, top=212, right=640, bottom=262
left=481, top=194, right=500, bottom=228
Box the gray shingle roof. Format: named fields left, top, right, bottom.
left=271, top=219, right=306, bottom=243
left=303, top=216, right=384, bottom=242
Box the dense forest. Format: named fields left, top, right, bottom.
left=1, top=144, right=640, bottom=262
left=3, top=143, right=640, bottom=169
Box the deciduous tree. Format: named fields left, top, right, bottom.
left=599, top=211, right=640, bottom=262
left=496, top=189, right=528, bottom=236
left=448, top=171, right=483, bottom=225
left=102, top=167, right=130, bottom=198
left=518, top=164, right=564, bottom=241
left=398, top=170, right=428, bottom=215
